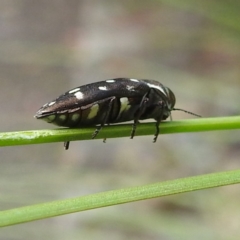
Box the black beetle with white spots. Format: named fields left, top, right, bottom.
left=35, top=78, right=200, bottom=149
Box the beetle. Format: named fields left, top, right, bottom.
left=35, top=78, right=200, bottom=149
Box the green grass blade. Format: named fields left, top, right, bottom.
left=0, top=116, right=240, bottom=147
left=1, top=169, right=240, bottom=227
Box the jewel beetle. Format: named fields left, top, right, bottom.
left=35, top=78, right=200, bottom=149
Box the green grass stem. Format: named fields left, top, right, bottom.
left=1, top=169, right=240, bottom=227
left=0, top=116, right=239, bottom=147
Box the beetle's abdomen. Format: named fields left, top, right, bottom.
left=35, top=96, right=143, bottom=127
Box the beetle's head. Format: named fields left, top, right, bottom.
left=162, top=87, right=201, bottom=120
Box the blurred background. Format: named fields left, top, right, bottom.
left=0, top=0, right=240, bottom=239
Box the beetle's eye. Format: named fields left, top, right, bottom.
left=164, top=87, right=175, bottom=109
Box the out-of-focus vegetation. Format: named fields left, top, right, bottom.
left=0, top=1, right=239, bottom=239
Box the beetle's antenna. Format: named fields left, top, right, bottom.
left=172, top=108, right=201, bottom=117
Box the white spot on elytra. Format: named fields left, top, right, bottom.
left=74, top=91, right=84, bottom=99
left=48, top=101, right=56, bottom=106
left=126, top=85, right=135, bottom=91
left=58, top=115, right=67, bottom=121
left=119, top=97, right=130, bottom=114
left=71, top=113, right=80, bottom=122
left=69, top=88, right=80, bottom=94
left=98, top=86, right=108, bottom=91
left=106, top=79, right=115, bottom=83
left=146, top=83, right=167, bottom=96
left=130, top=78, right=139, bottom=82
left=46, top=115, right=56, bottom=122
left=87, top=104, right=99, bottom=119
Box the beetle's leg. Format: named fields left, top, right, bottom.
left=153, top=102, right=165, bottom=142
left=131, top=92, right=149, bottom=139
left=64, top=141, right=70, bottom=150
left=131, top=120, right=139, bottom=139
left=92, top=97, right=116, bottom=139
left=153, top=121, right=160, bottom=143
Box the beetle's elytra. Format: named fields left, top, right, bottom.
left=35, top=78, right=199, bottom=149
